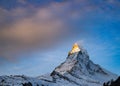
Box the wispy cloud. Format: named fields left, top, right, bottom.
left=18, top=0, right=27, bottom=4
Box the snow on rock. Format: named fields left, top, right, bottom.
left=0, top=75, right=50, bottom=86
left=0, top=43, right=118, bottom=86
left=51, top=43, right=118, bottom=86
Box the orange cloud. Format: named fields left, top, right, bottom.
left=0, top=3, right=69, bottom=60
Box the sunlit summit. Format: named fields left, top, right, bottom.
left=69, top=43, right=80, bottom=54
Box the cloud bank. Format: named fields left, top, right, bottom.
left=0, top=0, right=120, bottom=60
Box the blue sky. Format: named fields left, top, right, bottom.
left=0, top=0, right=120, bottom=76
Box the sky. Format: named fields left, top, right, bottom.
left=0, top=0, right=120, bottom=77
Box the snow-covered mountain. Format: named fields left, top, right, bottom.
left=50, top=43, right=118, bottom=86
left=0, top=43, right=118, bottom=86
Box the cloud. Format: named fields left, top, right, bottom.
left=18, top=0, right=27, bottom=4
left=0, top=1, right=78, bottom=60
left=0, top=0, right=120, bottom=61
left=0, top=7, right=67, bottom=60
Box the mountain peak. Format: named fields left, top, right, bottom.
left=69, top=43, right=80, bottom=54
left=68, top=43, right=87, bottom=56
left=51, top=44, right=118, bottom=85
left=0, top=44, right=118, bottom=86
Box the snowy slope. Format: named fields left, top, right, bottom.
left=0, top=75, right=51, bottom=86
left=50, top=43, right=118, bottom=86
left=0, top=43, right=118, bottom=86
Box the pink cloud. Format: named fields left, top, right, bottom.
left=0, top=0, right=117, bottom=60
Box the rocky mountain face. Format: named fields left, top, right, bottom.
left=0, top=43, right=118, bottom=86
left=103, top=76, right=120, bottom=86
left=50, top=43, right=118, bottom=86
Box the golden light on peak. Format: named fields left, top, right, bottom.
left=69, top=43, right=80, bottom=54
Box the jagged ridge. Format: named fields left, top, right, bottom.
left=51, top=43, right=118, bottom=86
